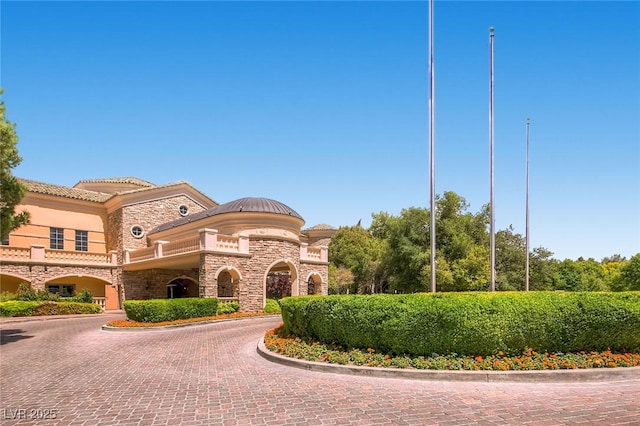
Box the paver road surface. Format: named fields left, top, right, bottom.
left=1, top=314, right=639, bottom=425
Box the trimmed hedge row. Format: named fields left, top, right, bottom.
left=0, top=301, right=102, bottom=317
left=124, top=298, right=218, bottom=322
left=279, top=292, right=640, bottom=356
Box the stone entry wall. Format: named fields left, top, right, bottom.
left=0, top=263, right=115, bottom=291
left=123, top=268, right=199, bottom=300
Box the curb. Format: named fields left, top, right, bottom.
left=0, top=311, right=125, bottom=325
left=256, top=339, right=640, bottom=383
left=101, top=314, right=281, bottom=332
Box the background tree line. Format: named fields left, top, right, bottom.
left=328, top=191, right=640, bottom=294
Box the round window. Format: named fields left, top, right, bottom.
left=131, top=225, right=144, bottom=238
left=179, top=205, right=189, bottom=216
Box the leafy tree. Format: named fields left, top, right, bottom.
left=602, top=259, right=625, bottom=291
left=619, top=253, right=640, bottom=290
left=495, top=226, right=526, bottom=291
left=574, top=259, right=608, bottom=291
left=328, top=264, right=354, bottom=295
left=379, top=207, right=430, bottom=292
left=602, top=254, right=626, bottom=264
left=0, top=89, right=29, bottom=240
left=328, top=225, right=383, bottom=293
left=529, top=247, right=557, bottom=290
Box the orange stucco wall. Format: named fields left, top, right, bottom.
left=47, top=276, right=109, bottom=297
left=10, top=202, right=107, bottom=253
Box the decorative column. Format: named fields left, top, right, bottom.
left=198, top=253, right=217, bottom=298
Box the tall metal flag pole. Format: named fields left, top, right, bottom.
left=525, top=117, right=531, bottom=291
left=429, top=0, right=436, bottom=293
left=489, top=27, right=496, bottom=292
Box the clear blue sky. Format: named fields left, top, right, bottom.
left=2, top=1, right=639, bottom=261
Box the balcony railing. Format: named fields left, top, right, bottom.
left=300, top=243, right=328, bottom=263
left=125, top=229, right=250, bottom=264
left=0, top=245, right=117, bottom=266
left=93, top=297, right=106, bottom=311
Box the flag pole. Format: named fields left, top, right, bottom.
left=489, top=27, right=496, bottom=292
left=429, top=0, right=436, bottom=293
left=525, top=117, right=531, bottom=291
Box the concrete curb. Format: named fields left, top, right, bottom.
left=256, top=338, right=640, bottom=383
left=0, top=311, right=125, bottom=325
left=101, top=314, right=281, bottom=332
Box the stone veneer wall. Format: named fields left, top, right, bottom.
left=0, top=263, right=115, bottom=291
left=245, top=238, right=300, bottom=312
left=123, top=269, right=199, bottom=300
left=109, top=195, right=207, bottom=302
left=199, top=253, right=250, bottom=304
left=120, top=195, right=207, bottom=251
left=199, top=238, right=302, bottom=312
left=299, top=262, right=329, bottom=295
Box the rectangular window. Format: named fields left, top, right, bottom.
left=50, top=227, right=64, bottom=250
left=75, top=230, right=88, bottom=251
left=47, top=284, right=75, bottom=297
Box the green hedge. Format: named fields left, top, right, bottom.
left=0, top=301, right=102, bottom=317
left=264, top=298, right=281, bottom=314
left=279, top=292, right=640, bottom=356
left=124, top=298, right=218, bottom=322
left=0, top=301, right=41, bottom=317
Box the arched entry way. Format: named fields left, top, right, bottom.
left=216, top=267, right=241, bottom=300
left=306, top=272, right=322, bottom=295
left=46, top=275, right=117, bottom=310
left=0, top=273, right=30, bottom=294
left=264, top=260, right=299, bottom=302
left=167, top=277, right=198, bottom=299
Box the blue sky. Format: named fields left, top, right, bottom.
left=2, top=1, right=639, bottom=261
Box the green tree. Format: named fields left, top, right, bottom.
left=328, top=225, right=383, bottom=293
left=495, top=226, right=526, bottom=291
left=328, top=264, right=354, bottom=294
left=379, top=207, right=430, bottom=293
left=0, top=89, right=29, bottom=240
left=619, top=253, right=640, bottom=290
left=529, top=247, right=557, bottom=290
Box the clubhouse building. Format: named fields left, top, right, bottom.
left=0, top=177, right=334, bottom=311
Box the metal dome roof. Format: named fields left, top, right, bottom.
left=213, top=197, right=303, bottom=218
left=149, top=197, right=303, bottom=234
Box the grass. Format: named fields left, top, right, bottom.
left=263, top=324, right=640, bottom=371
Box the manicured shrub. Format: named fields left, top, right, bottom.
left=15, top=283, right=59, bottom=301
left=0, top=292, right=16, bottom=302
left=123, top=298, right=218, bottom=322
left=67, top=288, right=93, bottom=303
left=33, top=301, right=102, bottom=315
left=0, top=301, right=101, bottom=316
left=218, top=301, right=239, bottom=317
left=0, top=301, right=40, bottom=317
left=263, top=298, right=281, bottom=314
left=279, top=292, right=640, bottom=356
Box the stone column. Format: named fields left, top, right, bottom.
left=198, top=253, right=217, bottom=298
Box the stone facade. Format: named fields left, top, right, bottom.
left=1, top=178, right=335, bottom=312
left=0, top=263, right=114, bottom=292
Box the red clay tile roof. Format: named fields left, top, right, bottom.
left=19, top=178, right=113, bottom=203
left=74, top=177, right=155, bottom=188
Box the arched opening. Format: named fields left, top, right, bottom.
left=306, top=272, right=322, bottom=295
left=0, top=274, right=30, bottom=294
left=167, top=277, right=198, bottom=299
left=265, top=260, right=298, bottom=301
left=47, top=275, right=109, bottom=298
left=217, top=269, right=240, bottom=299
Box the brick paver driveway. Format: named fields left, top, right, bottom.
left=1, top=314, right=639, bottom=425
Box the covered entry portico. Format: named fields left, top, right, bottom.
left=122, top=197, right=329, bottom=311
